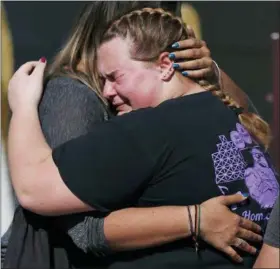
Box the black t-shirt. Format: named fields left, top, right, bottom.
left=53, top=91, right=279, bottom=269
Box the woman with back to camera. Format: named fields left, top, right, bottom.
left=3, top=2, right=220, bottom=267
left=6, top=3, right=270, bottom=268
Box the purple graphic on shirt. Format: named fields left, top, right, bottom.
left=244, top=148, right=279, bottom=208
left=212, top=135, right=246, bottom=184
left=230, top=123, right=252, bottom=149
left=230, top=131, right=245, bottom=149
left=212, top=125, right=279, bottom=214
left=236, top=123, right=252, bottom=144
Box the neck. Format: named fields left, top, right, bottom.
left=154, top=72, right=206, bottom=106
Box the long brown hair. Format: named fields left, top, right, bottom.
left=101, top=8, right=271, bottom=149
left=45, top=1, right=161, bottom=105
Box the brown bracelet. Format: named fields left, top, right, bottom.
left=194, top=205, right=200, bottom=254
left=187, top=205, right=194, bottom=237
left=187, top=205, right=200, bottom=254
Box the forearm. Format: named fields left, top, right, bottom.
left=253, top=243, right=280, bottom=268
left=220, top=69, right=249, bottom=110
left=8, top=109, right=51, bottom=206
left=104, top=206, right=192, bottom=251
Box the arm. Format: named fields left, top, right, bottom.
left=220, top=69, right=249, bottom=111
left=253, top=244, right=279, bottom=268
left=169, top=33, right=258, bottom=112
left=38, top=81, right=192, bottom=253
left=253, top=197, right=279, bottom=268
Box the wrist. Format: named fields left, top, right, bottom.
left=186, top=205, right=196, bottom=237
left=186, top=205, right=201, bottom=252
left=11, top=105, right=38, bottom=117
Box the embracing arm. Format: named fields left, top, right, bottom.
left=8, top=107, right=192, bottom=250
left=8, top=70, right=196, bottom=254
left=38, top=79, right=194, bottom=252
left=169, top=34, right=256, bottom=112
left=8, top=61, right=262, bottom=261
left=220, top=69, right=251, bottom=111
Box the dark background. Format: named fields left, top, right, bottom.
left=3, top=1, right=280, bottom=122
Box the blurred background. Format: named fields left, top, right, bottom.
left=1, top=1, right=279, bottom=235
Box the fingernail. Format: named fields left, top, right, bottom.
left=182, top=71, right=189, bottom=76
left=241, top=192, right=249, bottom=198
left=168, top=53, right=175, bottom=60
left=171, top=42, right=179, bottom=48
left=40, top=57, right=46, bottom=63
left=172, top=63, right=180, bottom=69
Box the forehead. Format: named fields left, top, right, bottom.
left=97, top=37, right=132, bottom=75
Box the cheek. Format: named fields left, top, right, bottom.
left=131, top=72, right=158, bottom=107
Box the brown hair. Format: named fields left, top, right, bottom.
left=102, top=7, right=271, bottom=148
left=45, top=2, right=161, bottom=105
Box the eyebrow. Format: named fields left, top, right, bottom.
left=98, top=69, right=122, bottom=80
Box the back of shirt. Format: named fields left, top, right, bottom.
left=110, top=91, right=279, bottom=268
left=53, top=91, right=279, bottom=269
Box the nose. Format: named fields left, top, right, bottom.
left=103, top=80, right=116, bottom=99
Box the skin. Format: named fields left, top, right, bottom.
left=253, top=243, right=279, bottom=268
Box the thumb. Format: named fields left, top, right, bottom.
left=220, top=192, right=249, bottom=206
left=31, top=57, right=47, bottom=79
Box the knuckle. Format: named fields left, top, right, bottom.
left=190, top=38, right=196, bottom=46
left=205, top=58, right=213, bottom=66
left=186, top=50, right=193, bottom=58
left=204, top=48, right=211, bottom=57
left=232, top=252, right=239, bottom=261
left=195, top=49, right=201, bottom=57
left=234, top=215, right=241, bottom=224
left=196, top=59, right=203, bottom=68
left=203, top=68, right=211, bottom=76
left=232, top=226, right=239, bottom=237
left=196, top=39, right=202, bottom=47
left=240, top=240, right=248, bottom=249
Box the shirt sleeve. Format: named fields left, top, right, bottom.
left=264, top=197, right=280, bottom=248
left=39, top=77, right=111, bottom=255
left=52, top=119, right=154, bottom=212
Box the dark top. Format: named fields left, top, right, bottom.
left=53, top=91, right=280, bottom=269
left=264, top=196, right=279, bottom=248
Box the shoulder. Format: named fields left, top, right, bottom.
left=41, top=76, right=108, bottom=113
left=44, top=76, right=99, bottom=100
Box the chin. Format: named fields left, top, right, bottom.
left=117, top=111, right=128, bottom=116
left=117, top=110, right=132, bottom=116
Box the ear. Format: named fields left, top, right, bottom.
left=158, top=52, right=175, bottom=81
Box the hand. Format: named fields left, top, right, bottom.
left=8, top=58, right=47, bottom=113
left=200, top=193, right=262, bottom=263
left=170, top=25, right=217, bottom=81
